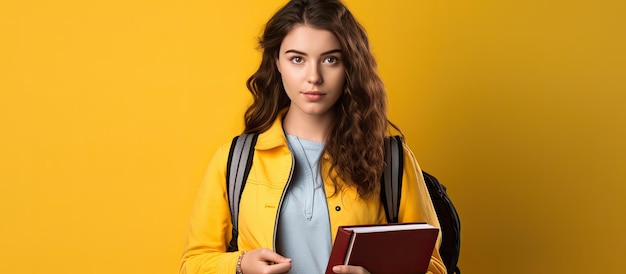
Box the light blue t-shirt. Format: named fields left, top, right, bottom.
left=276, top=135, right=332, bottom=274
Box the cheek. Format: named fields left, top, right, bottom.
left=280, top=70, right=301, bottom=94
left=280, top=71, right=294, bottom=87
left=329, top=70, right=346, bottom=89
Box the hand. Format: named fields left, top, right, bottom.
left=332, top=265, right=371, bottom=274
left=240, top=248, right=292, bottom=274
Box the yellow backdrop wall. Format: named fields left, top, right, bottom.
left=1, top=0, right=624, bottom=273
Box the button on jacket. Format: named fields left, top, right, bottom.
left=180, top=114, right=447, bottom=274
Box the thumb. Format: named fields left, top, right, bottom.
left=270, top=252, right=292, bottom=264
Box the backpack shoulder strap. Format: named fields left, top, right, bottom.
left=226, top=133, right=259, bottom=252
left=381, top=135, right=404, bottom=223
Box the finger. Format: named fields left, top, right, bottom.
left=332, top=265, right=350, bottom=273
left=267, top=261, right=292, bottom=273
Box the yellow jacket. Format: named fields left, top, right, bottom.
left=180, top=115, right=447, bottom=274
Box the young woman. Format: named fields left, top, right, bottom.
left=180, top=0, right=446, bottom=273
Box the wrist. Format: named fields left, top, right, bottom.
left=236, top=251, right=246, bottom=274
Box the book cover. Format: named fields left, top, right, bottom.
left=325, top=222, right=439, bottom=274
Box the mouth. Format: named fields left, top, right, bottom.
left=302, top=91, right=325, bottom=95
left=302, top=91, right=326, bottom=101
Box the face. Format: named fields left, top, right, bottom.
left=276, top=24, right=345, bottom=119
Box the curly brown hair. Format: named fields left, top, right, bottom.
left=244, top=0, right=401, bottom=199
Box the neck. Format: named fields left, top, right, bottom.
left=282, top=109, right=334, bottom=142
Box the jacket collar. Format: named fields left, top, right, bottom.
left=254, top=109, right=289, bottom=151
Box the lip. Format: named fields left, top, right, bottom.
left=302, top=91, right=325, bottom=95
left=302, top=91, right=326, bottom=101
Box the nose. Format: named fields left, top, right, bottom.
left=307, top=63, right=323, bottom=85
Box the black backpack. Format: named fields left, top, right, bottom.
left=225, top=134, right=461, bottom=273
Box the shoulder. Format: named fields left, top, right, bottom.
left=204, top=140, right=234, bottom=174
left=398, top=139, right=421, bottom=172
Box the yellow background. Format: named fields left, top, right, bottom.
left=1, top=0, right=624, bottom=273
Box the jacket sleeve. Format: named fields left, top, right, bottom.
left=180, top=143, right=244, bottom=274
left=398, top=143, right=448, bottom=274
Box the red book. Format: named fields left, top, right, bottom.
left=325, top=223, right=439, bottom=274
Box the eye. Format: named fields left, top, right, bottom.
left=290, top=56, right=304, bottom=64
left=323, top=56, right=339, bottom=64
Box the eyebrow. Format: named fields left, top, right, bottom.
left=284, top=49, right=342, bottom=56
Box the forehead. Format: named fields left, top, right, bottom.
left=279, top=24, right=342, bottom=53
